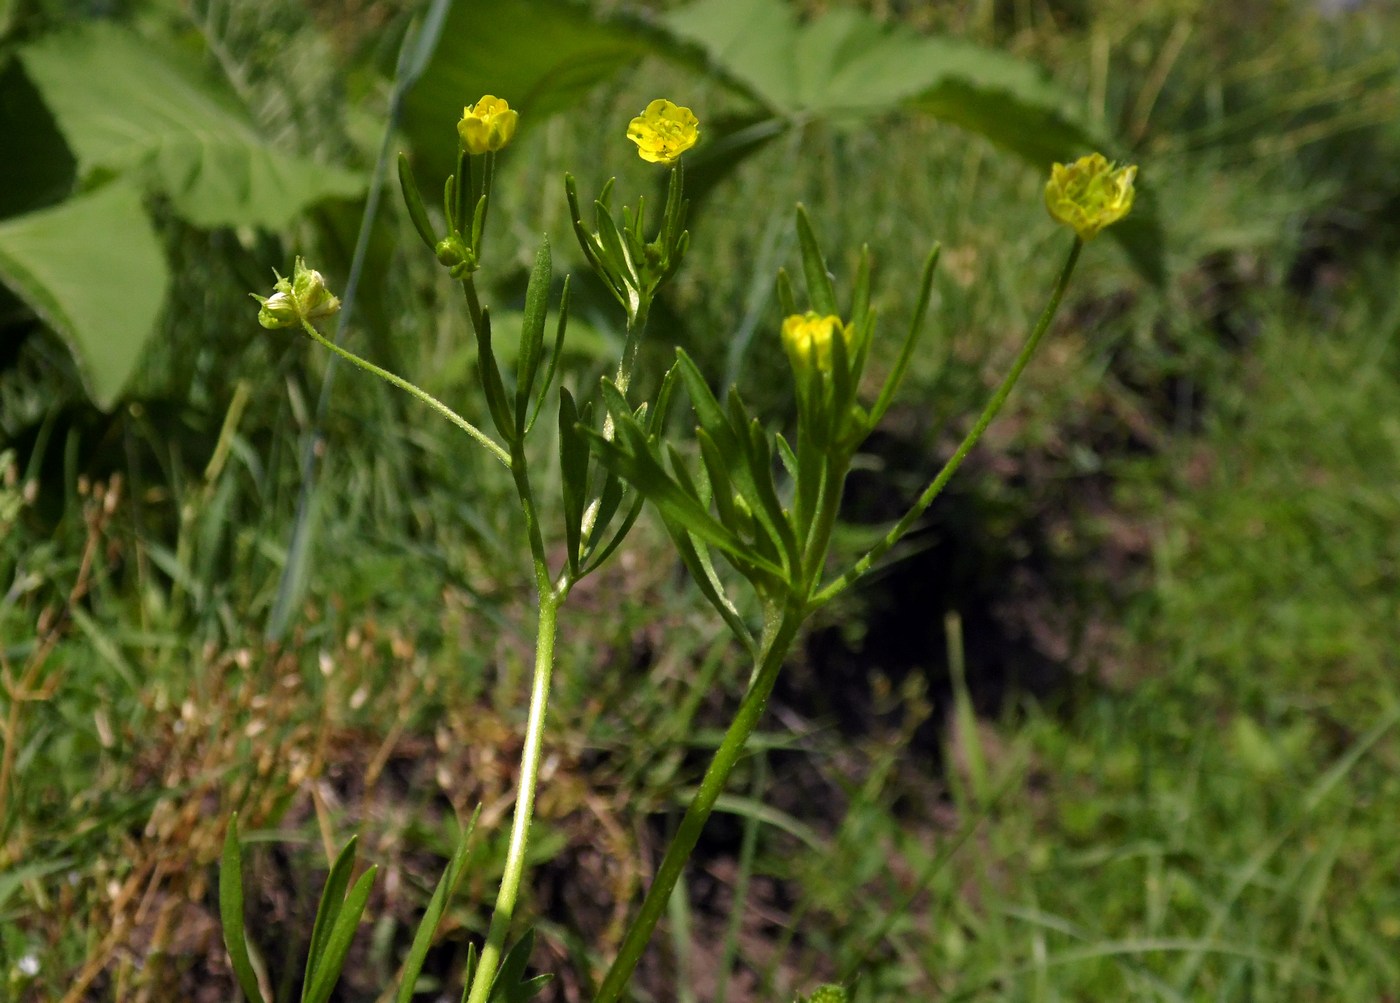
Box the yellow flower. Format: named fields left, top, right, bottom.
left=457, top=95, right=519, bottom=154
left=626, top=99, right=699, bottom=165
left=253, top=257, right=340, bottom=330
left=1044, top=153, right=1137, bottom=241
left=781, top=312, right=851, bottom=371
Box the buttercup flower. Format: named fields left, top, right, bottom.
left=626, top=99, right=699, bottom=165
left=457, top=95, right=519, bottom=155
left=252, top=257, right=340, bottom=330
left=781, top=312, right=852, bottom=371
left=1044, top=153, right=1137, bottom=241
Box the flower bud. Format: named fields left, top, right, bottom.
left=781, top=312, right=851, bottom=372
left=626, top=99, right=699, bottom=165
left=457, top=95, right=518, bottom=155
left=1044, top=153, right=1137, bottom=241
left=252, top=257, right=340, bottom=330
left=291, top=261, right=340, bottom=320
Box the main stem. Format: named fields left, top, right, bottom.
left=465, top=590, right=561, bottom=1003
left=593, top=607, right=803, bottom=1003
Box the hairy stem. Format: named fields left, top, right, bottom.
left=299, top=321, right=510, bottom=467
left=464, top=591, right=561, bottom=1003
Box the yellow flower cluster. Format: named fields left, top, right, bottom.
left=458, top=95, right=519, bottom=155
left=1044, top=153, right=1137, bottom=241
left=626, top=99, right=700, bottom=165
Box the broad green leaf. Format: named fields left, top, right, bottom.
left=0, top=59, right=76, bottom=221
left=19, top=22, right=363, bottom=229
left=0, top=181, right=166, bottom=411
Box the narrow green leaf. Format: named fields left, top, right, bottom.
left=829, top=315, right=855, bottom=419
left=0, top=181, right=166, bottom=411
left=302, top=836, right=360, bottom=1001
left=398, top=153, right=439, bottom=252
left=743, top=418, right=801, bottom=573
left=583, top=469, right=627, bottom=559
left=794, top=205, right=838, bottom=316
left=667, top=526, right=754, bottom=653
left=394, top=809, right=480, bottom=1003
left=776, top=268, right=798, bottom=319
left=774, top=433, right=799, bottom=482
left=305, top=866, right=378, bottom=1003
left=870, top=244, right=940, bottom=427
left=580, top=492, right=645, bottom=576
left=219, top=815, right=267, bottom=1003
left=474, top=309, right=516, bottom=443
left=850, top=245, right=871, bottom=327
left=662, top=163, right=687, bottom=243
left=489, top=929, right=536, bottom=1002
left=558, top=388, right=588, bottom=578
left=674, top=350, right=742, bottom=466
left=526, top=275, right=571, bottom=435
left=696, top=429, right=739, bottom=531
left=443, top=174, right=458, bottom=233
left=586, top=425, right=757, bottom=573
left=515, top=238, right=553, bottom=434
left=593, top=201, right=636, bottom=291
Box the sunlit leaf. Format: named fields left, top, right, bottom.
left=19, top=22, right=363, bottom=229
left=0, top=181, right=166, bottom=411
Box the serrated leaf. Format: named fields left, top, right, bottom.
left=19, top=22, right=363, bottom=229
left=0, top=181, right=166, bottom=411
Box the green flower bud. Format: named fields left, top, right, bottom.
left=251, top=257, right=340, bottom=330
left=1044, top=153, right=1137, bottom=240
left=798, top=986, right=849, bottom=1003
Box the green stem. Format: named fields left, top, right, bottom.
left=810, top=237, right=1083, bottom=608
left=464, top=591, right=561, bottom=1003
left=299, top=320, right=510, bottom=468
left=593, top=607, right=803, bottom=1003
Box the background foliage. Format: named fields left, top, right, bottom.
left=2, top=0, right=1399, bottom=1000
